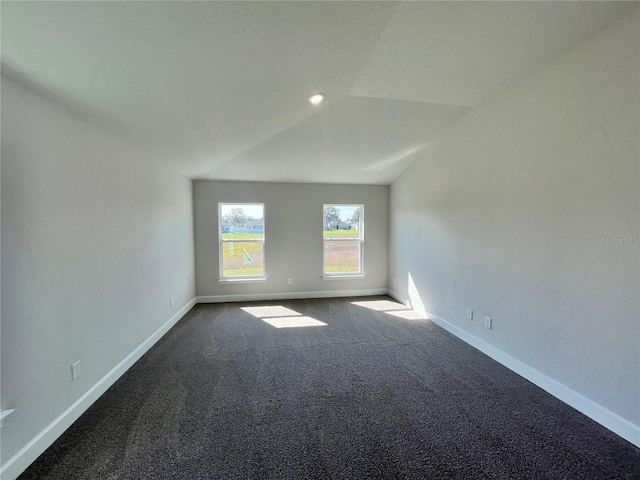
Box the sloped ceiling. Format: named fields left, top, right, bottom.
left=2, top=1, right=637, bottom=184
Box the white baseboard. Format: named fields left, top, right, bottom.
left=387, top=289, right=411, bottom=307
left=0, top=298, right=197, bottom=480
left=387, top=289, right=640, bottom=448
left=197, top=288, right=388, bottom=304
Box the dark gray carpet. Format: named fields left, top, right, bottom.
left=20, top=296, right=640, bottom=479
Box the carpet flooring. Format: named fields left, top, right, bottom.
left=19, top=296, right=640, bottom=479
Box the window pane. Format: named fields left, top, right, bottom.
left=222, top=230, right=263, bottom=241
left=222, top=241, right=264, bottom=277
left=324, top=240, right=360, bottom=273
left=323, top=205, right=361, bottom=238
left=221, top=204, right=264, bottom=240
left=219, top=203, right=265, bottom=278
left=323, top=228, right=359, bottom=240
left=323, top=204, right=363, bottom=275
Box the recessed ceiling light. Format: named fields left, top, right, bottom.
left=308, top=93, right=324, bottom=105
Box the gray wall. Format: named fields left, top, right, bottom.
left=194, top=181, right=388, bottom=299
left=1, top=76, right=196, bottom=466
left=389, top=11, right=639, bottom=426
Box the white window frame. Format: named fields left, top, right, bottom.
left=322, top=204, right=364, bottom=279
left=218, top=203, right=266, bottom=283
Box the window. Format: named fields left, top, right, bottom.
left=219, top=203, right=265, bottom=280
left=323, top=204, right=363, bottom=277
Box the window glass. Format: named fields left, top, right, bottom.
left=323, top=204, right=363, bottom=275
left=219, top=204, right=265, bottom=278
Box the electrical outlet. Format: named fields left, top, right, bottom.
left=484, top=316, right=492, bottom=329
left=170, top=297, right=173, bottom=307
left=393, top=277, right=397, bottom=285
left=72, top=361, right=82, bottom=380
left=466, top=309, right=473, bottom=320
left=288, top=278, right=293, bottom=285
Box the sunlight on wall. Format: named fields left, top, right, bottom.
left=241, top=305, right=327, bottom=328
left=408, top=272, right=426, bottom=313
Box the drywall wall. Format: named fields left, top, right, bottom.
left=0, top=76, right=196, bottom=475
left=389, top=9, right=639, bottom=432
left=194, top=181, right=388, bottom=299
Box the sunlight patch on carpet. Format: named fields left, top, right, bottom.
left=242, top=305, right=301, bottom=318
left=387, top=309, right=427, bottom=320
left=242, top=305, right=327, bottom=328
left=261, top=316, right=327, bottom=329
left=351, top=300, right=408, bottom=311
left=351, top=299, right=427, bottom=321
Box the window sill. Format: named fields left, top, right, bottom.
left=218, top=277, right=266, bottom=284
left=322, top=274, right=365, bottom=280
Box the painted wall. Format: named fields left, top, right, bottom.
left=194, top=181, right=388, bottom=299
left=389, top=9, right=639, bottom=429
left=1, top=76, right=196, bottom=472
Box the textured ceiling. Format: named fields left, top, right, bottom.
left=2, top=1, right=637, bottom=184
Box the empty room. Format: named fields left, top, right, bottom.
left=1, top=2, right=639, bottom=479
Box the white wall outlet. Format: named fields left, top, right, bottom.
left=484, top=316, right=492, bottom=329
left=288, top=278, right=293, bottom=285
left=466, top=309, right=473, bottom=320
left=393, top=277, right=397, bottom=285
left=72, top=360, right=82, bottom=380
left=170, top=297, right=173, bottom=307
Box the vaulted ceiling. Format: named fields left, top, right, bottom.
left=2, top=1, right=637, bottom=184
